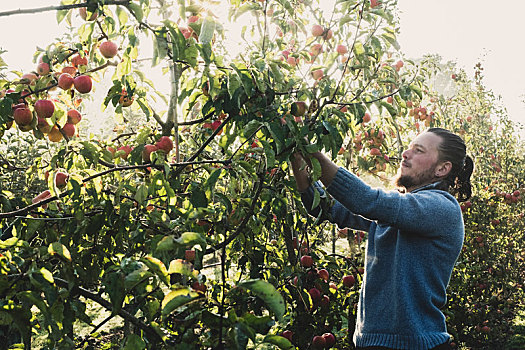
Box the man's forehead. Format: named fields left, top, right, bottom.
left=411, top=132, right=441, bottom=150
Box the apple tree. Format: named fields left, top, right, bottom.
left=0, top=0, right=523, bottom=349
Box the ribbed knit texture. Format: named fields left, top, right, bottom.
left=301, top=167, right=464, bottom=350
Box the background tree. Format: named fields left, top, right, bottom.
left=0, top=0, right=523, bottom=349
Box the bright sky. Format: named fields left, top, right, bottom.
left=1, top=1, right=524, bottom=137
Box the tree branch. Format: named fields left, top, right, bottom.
left=0, top=1, right=132, bottom=18
left=51, top=277, right=163, bottom=343
left=205, top=171, right=265, bottom=254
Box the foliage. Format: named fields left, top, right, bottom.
left=0, top=0, right=523, bottom=349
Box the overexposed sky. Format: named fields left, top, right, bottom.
left=397, top=0, right=525, bottom=135
left=1, top=1, right=524, bottom=136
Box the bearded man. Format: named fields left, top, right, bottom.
left=291, top=128, right=474, bottom=350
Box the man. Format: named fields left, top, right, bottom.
left=291, top=128, right=474, bottom=350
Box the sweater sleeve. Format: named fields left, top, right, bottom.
left=326, top=167, right=461, bottom=237
left=300, top=182, right=372, bottom=232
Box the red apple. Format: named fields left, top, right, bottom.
left=311, top=24, right=324, bottom=37
left=310, top=43, right=323, bottom=56
left=370, top=148, right=381, bottom=156
left=58, top=73, right=74, bottom=90
left=142, top=144, right=158, bottom=162
left=370, top=0, right=379, bottom=8
left=188, top=15, right=199, bottom=23
left=79, top=7, right=98, bottom=21
left=74, top=75, right=92, bottom=93
left=34, top=99, right=55, bottom=118
left=48, top=126, right=63, bottom=142
left=36, top=62, right=50, bottom=75
left=61, top=123, right=76, bottom=138
left=32, top=190, right=51, bottom=204
left=119, top=90, right=134, bottom=107
left=155, top=136, right=174, bottom=154
left=322, top=333, right=336, bottom=347
left=118, top=145, right=133, bottom=160
left=286, top=56, right=297, bottom=66
left=21, top=73, right=38, bottom=84
left=67, top=109, right=82, bottom=124
left=342, top=275, right=355, bottom=288
left=55, top=171, right=69, bottom=188
left=308, top=288, right=321, bottom=302
left=336, top=44, right=348, bottom=55
left=191, top=281, right=207, bottom=293
left=37, top=117, right=52, bottom=134
left=99, top=41, right=118, bottom=59
left=300, top=255, right=314, bottom=268
left=13, top=107, right=33, bottom=126
left=320, top=295, right=330, bottom=307
left=71, top=54, right=88, bottom=67
left=62, top=66, right=77, bottom=75
left=281, top=330, right=293, bottom=342
left=318, top=268, right=329, bottom=281
left=291, top=101, right=308, bottom=117
left=312, top=335, right=326, bottom=349
left=185, top=249, right=196, bottom=262
left=311, top=69, right=324, bottom=80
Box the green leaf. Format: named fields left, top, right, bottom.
left=243, top=120, right=263, bottom=138
left=353, top=41, right=365, bottom=56
left=380, top=101, right=398, bottom=117
left=161, top=288, right=200, bottom=316
left=168, top=259, right=195, bottom=277
left=237, top=279, right=285, bottom=321
left=175, top=232, right=206, bottom=250
left=204, top=169, right=223, bottom=190
left=156, top=235, right=176, bottom=251
left=312, top=189, right=321, bottom=211
left=56, top=9, right=68, bottom=24
left=310, top=157, right=322, bottom=183
left=304, top=144, right=319, bottom=154
left=103, top=272, right=126, bottom=315
left=135, top=184, right=148, bottom=204
left=199, top=16, right=215, bottom=45
left=123, top=334, right=146, bottom=350
left=409, top=84, right=423, bottom=99
left=127, top=2, right=144, bottom=22
left=48, top=242, right=72, bottom=262
left=381, top=32, right=400, bottom=50
left=124, top=269, right=152, bottom=290
left=190, top=187, right=208, bottom=208
left=141, top=256, right=169, bottom=286
left=262, top=334, right=294, bottom=349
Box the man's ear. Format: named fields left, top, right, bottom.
left=435, top=161, right=452, bottom=178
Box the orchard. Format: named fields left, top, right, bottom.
left=0, top=1, right=524, bottom=349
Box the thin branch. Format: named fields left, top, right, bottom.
left=0, top=1, right=131, bottom=17
left=205, top=171, right=265, bottom=254
left=51, top=277, right=163, bottom=343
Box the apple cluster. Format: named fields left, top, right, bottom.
left=0, top=8, right=125, bottom=139
left=495, top=189, right=521, bottom=204
left=352, top=126, right=390, bottom=172
left=409, top=104, right=435, bottom=127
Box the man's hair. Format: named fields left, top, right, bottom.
left=427, top=127, right=474, bottom=201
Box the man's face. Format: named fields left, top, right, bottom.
left=395, top=132, right=443, bottom=191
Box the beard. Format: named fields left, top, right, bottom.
left=395, top=165, right=437, bottom=191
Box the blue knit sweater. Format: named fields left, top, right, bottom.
left=301, top=167, right=464, bottom=350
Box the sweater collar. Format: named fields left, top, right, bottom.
left=410, top=181, right=444, bottom=193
